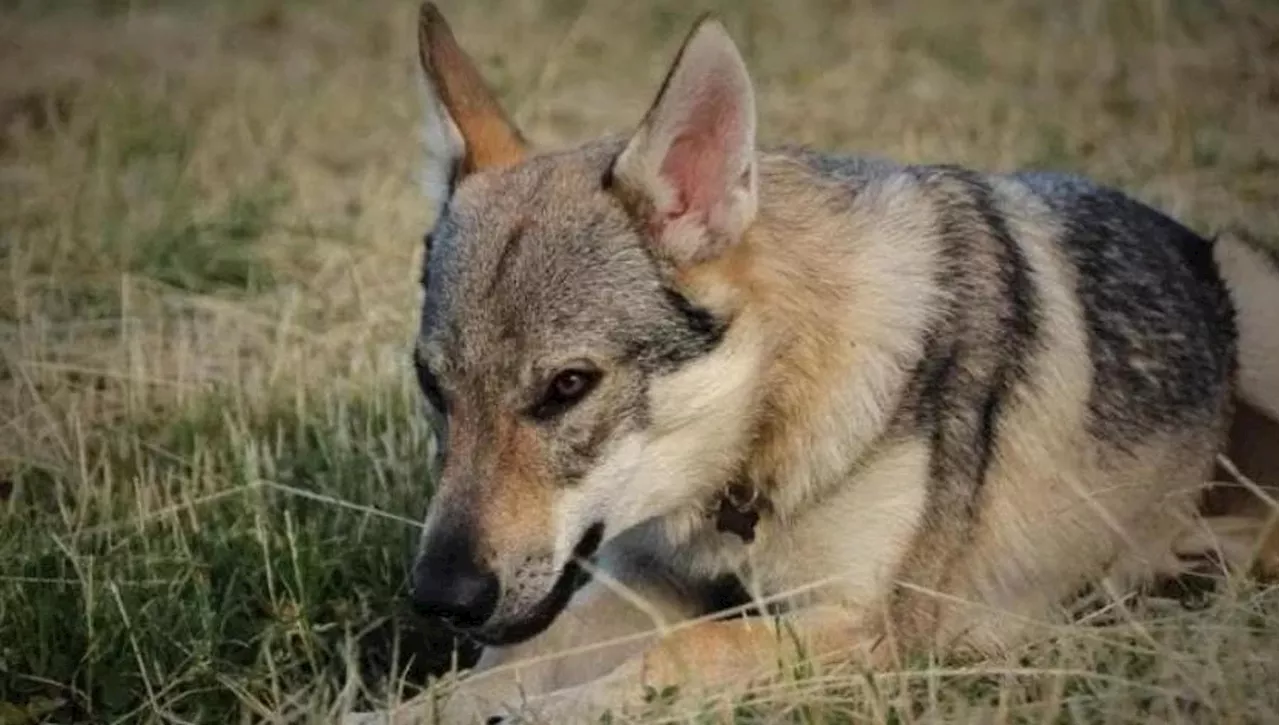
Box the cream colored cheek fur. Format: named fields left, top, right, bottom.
left=550, top=320, right=767, bottom=567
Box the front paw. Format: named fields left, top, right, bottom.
left=431, top=691, right=512, bottom=725
left=336, top=681, right=510, bottom=725
left=481, top=679, right=643, bottom=725
left=480, top=697, right=593, bottom=725
left=434, top=661, right=655, bottom=724
left=430, top=676, right=550, bottom=725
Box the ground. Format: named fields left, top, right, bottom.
left=0, top=0, right=1276, bottom=722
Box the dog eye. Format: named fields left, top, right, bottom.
left=552, top=371, right=591, bottom=399
left=532, top=369, right=601, bottom=420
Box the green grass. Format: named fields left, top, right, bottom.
left=1, top=84, right=280, bottom=323
left=0, top=0, right=1275, bottom=722
left=1, top=383, right=478, bottom=721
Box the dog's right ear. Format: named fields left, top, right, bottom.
left=417, top=2, right=528, bottom=223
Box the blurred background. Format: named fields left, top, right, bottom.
left=0, top=0, right=1275, bottom=722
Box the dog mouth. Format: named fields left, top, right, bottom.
left=467, top=522, right=605, bottom=647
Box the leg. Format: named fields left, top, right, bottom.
left=469, top=573, right=700, bottom=694
left=491, top=605, right=877, bottom=724
left=369, top=573, right=702, bottom=725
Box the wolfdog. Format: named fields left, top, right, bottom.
left=352, top=4, right=1278, bottom=722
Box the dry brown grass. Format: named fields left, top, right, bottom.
left=0, top=0, right=1275, bottom=722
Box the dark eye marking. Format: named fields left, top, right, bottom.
left=529, top=367, right=602, bottom=421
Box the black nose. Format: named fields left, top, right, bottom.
left=410, top=528, right=499, bottom=629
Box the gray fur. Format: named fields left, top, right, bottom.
left=417, top=140, right=725, bottom=493
left=1016, top=171, right=1236, bottom=443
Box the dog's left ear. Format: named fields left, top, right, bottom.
left=417, top=2, right=528, bottom=224
left=611, top=16, right=757, bottom=268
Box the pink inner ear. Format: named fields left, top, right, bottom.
left=659, top=83, right=740, bottom=222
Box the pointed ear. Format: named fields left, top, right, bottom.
left=611, top=16, right=757, bottom=267
left=417, top=2, right=527, bottom=220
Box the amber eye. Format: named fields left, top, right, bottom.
left=531, top=368, right=601, bottom=420
left=553, top=371, right=590, bottom=399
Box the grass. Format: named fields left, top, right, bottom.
left=0, top=0, right=1275, bottom=722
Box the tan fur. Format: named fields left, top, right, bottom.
left=731, top=164, right=944, bottom=520
left=890, top=178, right=1099, bottom=649
left=350, top=7, right=1277, bottom=724
left=429, top=580, right=700, bottom=723
left=481, top=413, right=554, bottom=556
left=948, top=433, right=1211, bottom=652
left=743, top=440, right=934, bottom=611
left=414, top=605, right=878, bottom=725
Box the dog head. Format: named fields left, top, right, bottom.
left=408, top=3, right=764, bottom=645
